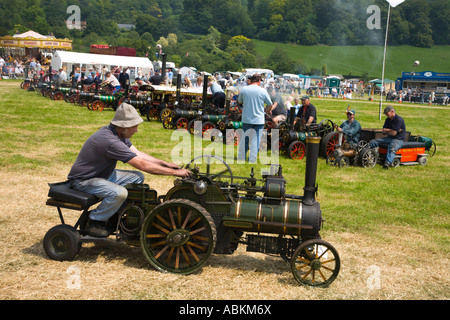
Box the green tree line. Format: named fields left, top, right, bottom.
left=1, top=0, right=448, bottom=73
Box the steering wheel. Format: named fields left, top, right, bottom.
left=185, top=155, right=234, bottom=184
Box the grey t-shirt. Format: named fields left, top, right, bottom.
left=68, top=124, right=137, bottom=180
left=270, top=93, right=286, bottom=116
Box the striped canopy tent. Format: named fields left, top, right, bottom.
left=0, top=30, right=72, bottom=57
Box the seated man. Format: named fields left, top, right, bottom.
left=102, top=71, right=121, bottom=94
left=293, top=95, right=317, bottom=128
left=337, top=108, right=361, bottom=147
left=68, top=103, right=191, bottom=237
left=369, top=105, right=406, bottom=169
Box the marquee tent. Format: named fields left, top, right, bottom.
left=0, top=31, right=72, bottom=51
left=0, top=30, right=72, bottom=58
left=51, top=50, right=154, bottom=79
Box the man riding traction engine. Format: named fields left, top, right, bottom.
left=326, top=107, right=369, bottom=167
left=44, top=128, right=340, bottom=286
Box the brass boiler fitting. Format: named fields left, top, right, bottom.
left=333, top=148, right=357, bottom=158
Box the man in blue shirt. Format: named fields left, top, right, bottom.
left=338, top=108, right=361, bottom=146
left=237, top=74, right=273, bottom=163
left=68, top=103, right=191, bottom=237
left=369, top=105, right=406, bottom=169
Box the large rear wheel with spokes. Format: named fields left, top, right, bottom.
left=140, top=199, right=216, bottom=275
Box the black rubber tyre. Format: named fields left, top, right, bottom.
left=43, top=225, right=81, bottom=261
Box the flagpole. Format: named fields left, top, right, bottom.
left=379, top=4, right=391, bottom=120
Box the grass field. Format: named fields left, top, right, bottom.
left=0, top=79, right=448, bottom=301
left=253, top=41, right=450, bottom=80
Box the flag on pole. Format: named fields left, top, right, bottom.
left=386, top=0, right=405, bottom=7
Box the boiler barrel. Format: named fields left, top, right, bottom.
left=224, top=198, right=321, bottom=237
left=172, top=108, right=198, bottom=119
left=201, top=114, right=227, bottom=123
left=282, top=130, right=317, bottom=143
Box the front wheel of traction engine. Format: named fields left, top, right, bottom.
left=140, top=199, right=216, bottom=275
left=43, top=224, right=81, bottom=261
left=290, top=239, right=340, bottom=287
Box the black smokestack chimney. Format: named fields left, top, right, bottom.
left=161, top=53, right=167, bottom=84
left=303, top=136, right=321, bottom=206
left=176, top=73, right=181, bottom=104
left=289, top=107, right=296, bottom=126
left=202, top=74, right=209, bottom=109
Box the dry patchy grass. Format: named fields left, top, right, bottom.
left=0, top=168, right=448, bottom=301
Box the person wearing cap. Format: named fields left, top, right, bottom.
left=67, top=103, right=191, bottom=237
left=369, top=105, right=406, bottom=169
left=337, top=107, right=361, bottom=146
left=293, top=96, right=317, bottom=128
left=237, top=73, right=273, bottom=163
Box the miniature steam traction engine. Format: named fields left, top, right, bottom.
left=44, top=137, right=340, bottom=287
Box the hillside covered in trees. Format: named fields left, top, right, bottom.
left=1, top=0, right=448, bottom=74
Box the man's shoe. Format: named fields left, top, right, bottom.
left=383, top=162, right=390, bottom=170
left=87, top=220, right=109, bottom=238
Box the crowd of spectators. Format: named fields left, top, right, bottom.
left=0, top=54, right=28, bottom=78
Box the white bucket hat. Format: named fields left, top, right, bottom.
left=110, top=103, right=143, bottom=128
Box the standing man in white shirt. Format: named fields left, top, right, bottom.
left=237, top=74, right=273, bottom=163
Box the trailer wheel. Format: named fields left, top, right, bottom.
left=418, top=156, right=427, bottom=165
left=140, top=199, right=216, bottom=275
left=43, top=225, right=81, bottom=261
left=291, top=239, right=340, bottom=287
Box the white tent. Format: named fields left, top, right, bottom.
left=51, top=50, right=153, bottom=79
